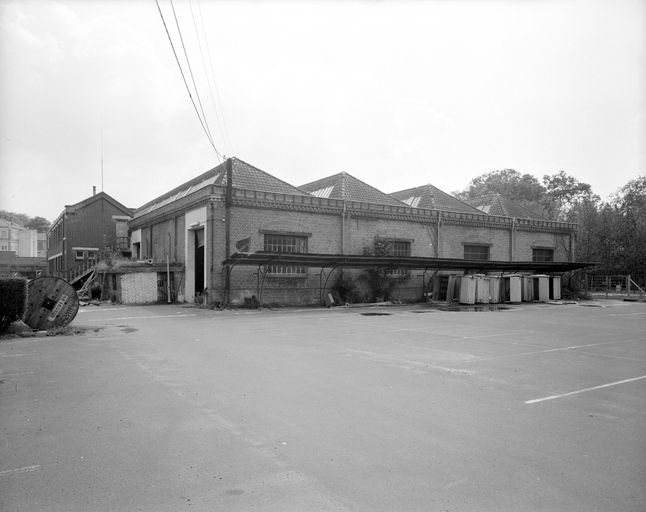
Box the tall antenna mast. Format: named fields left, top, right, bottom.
left=101, top=128, right=104, bottom=192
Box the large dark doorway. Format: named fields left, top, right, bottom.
left=195, top=228, right=205, bottom=294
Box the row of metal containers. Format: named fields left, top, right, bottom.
left=434, top=274, right=562, bottom=305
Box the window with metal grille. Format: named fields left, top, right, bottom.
left=264, top=234, right=308, bottom=275
left=386, top=240, right=411, bottom=276
left=392, top=241, right=411, bottom=257
left=464, top=245, right=489, bottom=261
left=532, top=248, right=554, bottom=262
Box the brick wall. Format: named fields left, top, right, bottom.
left=225, top=205, right=341, bottom=305
left=120, top=272, right=158, bottom=304
left=132, top=186, right=576, bottom=307
left=151, top=219, right=173, bottom=262
left=347, top=215, right=434, bottom=256
left=439, top=223, right=511, bottom=260
left=149, top=216, right=186, bottom=264
left=63, top=197, right=131, bottom=271
left=514, top=230, right=572, bottom=262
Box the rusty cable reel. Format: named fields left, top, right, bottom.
left=23, top=276, right=80, bottom=330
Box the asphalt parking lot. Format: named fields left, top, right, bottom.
left=1, top=300, right=645, bottom=512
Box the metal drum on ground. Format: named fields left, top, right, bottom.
left=23, top=276, right=79, bottom=330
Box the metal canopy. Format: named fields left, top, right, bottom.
left=223, top=251, right=593, bottom=274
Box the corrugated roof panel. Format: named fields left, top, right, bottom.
left=311, top=186, right=334, bottom=198
left=390, top=184, right=483, bottom=214
left=402, top=196, right=421, bottom=207
left=300, top=172, right=406, bottom=206
left=464, top=194, right=547, bottom=220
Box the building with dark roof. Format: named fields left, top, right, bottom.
left=300, top=172, right=406, bottom=207
left=47, top=190, right=133, bottom=284
left=464, top=194, right=547, bottom=220
left=389, top=184, right=483, bottom=215
left=127, top=157, right=578, bottom=306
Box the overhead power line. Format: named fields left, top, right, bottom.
left=193, top=0, right=235, bottom=155
left=169, top=0, right=216, bottom=148
left=154, top=0, right=223, bottom=162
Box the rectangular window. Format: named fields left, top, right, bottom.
left=391, top=241, right=411, bottom=257
left=75, top=250, right=85, bottom=260
left=532, top=248, right=554, bottom=262
left=387, top=240, right=411, bottom=276
left=464, top=245, right=489, bottom=261
left=264, top=234, right=307, bottom=275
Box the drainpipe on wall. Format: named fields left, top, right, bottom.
left=436, top=211, right=441, bottom=258
left=510, top=218, right=516, bottom=261
left=224, top=158, right=233, bottom=304
left=341, top=200, right=346, bottom=255
left=209, top=199, right=216, bottom=276
left=166, top=232, right=171, bottom=304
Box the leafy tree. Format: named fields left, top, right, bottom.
left=455, top=169, right=549, bottom=216
left=0, top=210, right=30, bottom=226
left=455, top=170, right=645, bottom=281
left=543, top=171, right=597, bottom=221
left=571, top=175, right=646, bottom=282
left=360, top=238, right=409, bottom=301
left=610, top=176, right=646, bottom=278
left=0, top=211, right=50, bottom=230
left=26, top=216, right=51, bottom=232
left=570, top=197, right=601, bottom=263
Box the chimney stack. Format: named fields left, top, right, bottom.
left=93, top=186, right=96, bottom=196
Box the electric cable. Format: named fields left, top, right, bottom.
left=188, top=0, right=230, bottom=155
left=169, top=0, right=217, bottom=151
left=196, top=0, right=235, bottom=154
left=154, top=0, right=223, bottom=161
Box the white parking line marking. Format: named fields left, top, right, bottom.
left=525, top=375, right=646, bottom=404
left=609, top=312, right=646, bottom=316
left=344, top=347, right=471, bottom=375
left=467, top=338, right=644, bottom=363
left=0, top=353, right=35, bottom=358
left=0, top=371, right=35, bottom=377
left=85, top=314, right=197, bottom=322
left=0, top=465, right=41, bottom=476
left=78, top=307, right=130, bottom=313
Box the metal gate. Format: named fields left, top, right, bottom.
left=157, top=272, right=176, bottom=303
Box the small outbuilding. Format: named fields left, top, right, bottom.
left=96, top=260, right=183, bottom=304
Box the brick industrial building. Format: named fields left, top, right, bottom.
left=47, top=191, right=133, bottom=285
left=127, top=158, right=577, bottom=306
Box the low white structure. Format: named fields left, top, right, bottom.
left=97, top=260, right=183, bottom=304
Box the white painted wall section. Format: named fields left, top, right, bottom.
left=184, top=207, right=207, bottom=303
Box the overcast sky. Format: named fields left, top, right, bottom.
left=1, top=0, right=644, bottom=222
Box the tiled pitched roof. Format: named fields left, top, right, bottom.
left=67, top=192, right=133, bottom=216
left=464, top=194, right=547, bottom=220
left=215, top=158, right=310, bottom=195
left=389, top=184, right=483, bottom=214
left=136, top=158, right=310, bottom=216
left=299, top=172, right=405, bottom=206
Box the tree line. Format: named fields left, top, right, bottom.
left=454, top=170, right=646, bottom=279
left=2, top=170, right=644, bottom=278
left=0, top=211, right=51, bottom=232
